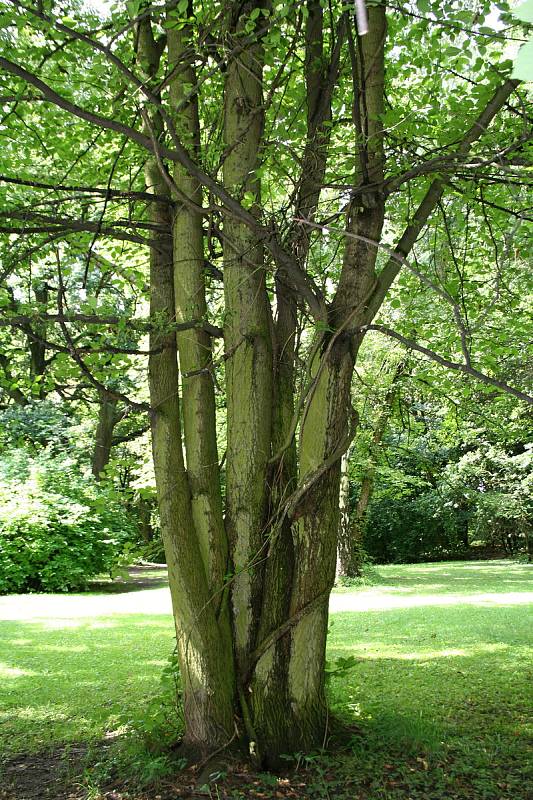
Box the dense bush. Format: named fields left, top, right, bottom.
left=364, top=491, right=469, bottom=564
left=0, top=448, right=137, bottom=593
left=364, top=445, right=532, bottom=564
left=0, top=401, right=78, bottom=451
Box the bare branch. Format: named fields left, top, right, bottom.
left=0, top=312, right=223, bottom=338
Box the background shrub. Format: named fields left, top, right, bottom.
left=0, top=448, right=137, bottom=593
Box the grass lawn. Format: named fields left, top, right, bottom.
left=0, top=560, right=531, bottom=799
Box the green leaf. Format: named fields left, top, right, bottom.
left=126, top=0, right=141, bottom=18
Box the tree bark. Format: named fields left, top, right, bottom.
left=167, top=21, right=228, bottom=609
left=28, top=282, right=48, bottom=396
left=222, top=2, right=273, bottom=687
left=91, top=388, right=118, bottom=479
left=138, top=12, right=235, bottom=756
left=0, top=0, right=525, bottom=771
left=281, top=2, right=387, bottom=750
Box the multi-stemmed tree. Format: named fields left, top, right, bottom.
left=1, top=0, right=531, bottom=764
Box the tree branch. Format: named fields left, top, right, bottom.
left=363, top=324, right=532, bottom=405
left=366, top=78, right=520, bottom=322
left=0, top=174, right=172, bottom=204
left=0, top=56, right=327, bottom=321
left=0, top=312, right=223, bottom=337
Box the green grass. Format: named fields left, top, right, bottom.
left=0, top=560, right=532, bottom=798
left=0, top=615, right=174, bottom=753
left=326, top=561, right=533, bottom=798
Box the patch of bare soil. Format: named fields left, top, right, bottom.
left=0, top=745, right=88, bottom=800
left=0, top=748, right=342, bottom=800
left=95, top=767, right=332, bottom=800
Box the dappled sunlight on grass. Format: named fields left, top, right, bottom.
left=0, top=614, right=175, bottom=753
left=359, top=559, right=533, bottom=589
left=330, top=588, right=533, bottom=612
left=0, top=558, right=531, bottom=799
left=326, top=564, right=532, bottom=797
left=39, top=644, right=90, bottom=652
left=331, top=639, right=517, bottom=660
left=0, top=586, right=173, bottom=621
left=332, top=559, right=533, bottom=615
left=0, top=663, right=39, bottom=679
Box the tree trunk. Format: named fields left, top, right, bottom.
left=135, top=0, right=515, bottom=766
left=222, top=2, right=273, bottom=686
left=138, top=14, right=235, bottom=756
left=1, top=0, right=523, bottom=773
left=282, top=335, right=364, bottom=751
left=146, top=154, right=235, bottom=755
left=28, top=282, right=48, bottom=396
left=91, top=388, right=118, bottom=479
left=337, top=448, right=362, bottom=578
left=167, top=24, right=228, bottom=606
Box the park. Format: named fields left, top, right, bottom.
left=0, top=0, right=532, bottom=796
left=1, top=561, right=532, bottom=798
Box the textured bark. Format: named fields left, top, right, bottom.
left=139, top=14, right=235, bottom=755
left=222, top=2, right=273, bottom=682
left=91, top=389, right=118, bottom=480
left=146, top=155, right=235, bottom=754
left=287, top=342, right=358, bottom=748
left=135, top=0, right=514, bottom=764
left=248, top=4, right=347, bottom=762
left=28, top=282, right=48, bottom=395
left=167, top=23, right=227, bottom=604
left=283, top=4, right=388, bottom=749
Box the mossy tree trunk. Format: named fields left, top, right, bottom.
left=137, top=11, right=235, bottom=755
left=129, top=0, right=519, bottom=766
left=0, top=0, right=522, bottom=767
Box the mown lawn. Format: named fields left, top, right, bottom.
left=0, top=560, right=531, bottom=799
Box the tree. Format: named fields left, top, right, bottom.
left=0, top=0, right=531, bottom=766
left=338, top=353, right=408, bottom=577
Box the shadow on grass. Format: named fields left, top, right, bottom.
left=1, top=561, right=531, bottom=798
left=87, top=565, right=169, bottom=595
left=0, top=614, right=175, bottom=758
left=325, top=594, right=532, bottom=795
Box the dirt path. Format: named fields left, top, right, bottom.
left=2, top=562, right=531, bottom=623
